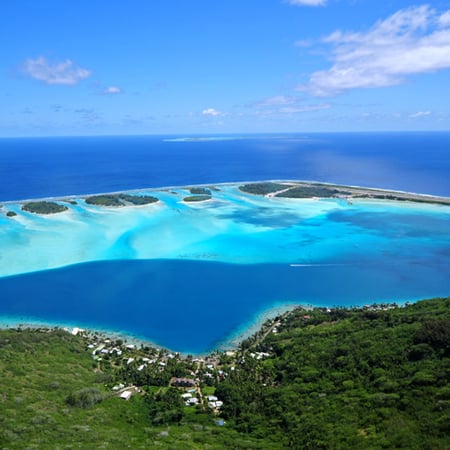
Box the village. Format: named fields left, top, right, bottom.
left=70, top=327, right=229, bottom=413
left=66, top=321, right=281, bottom=421
left=65, top=300, right=405, bottom=420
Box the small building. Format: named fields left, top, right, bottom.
left=171, top=377, right=196, bottom=388
left=120, top=390, right=133, bottom=400
left=71, top=327, right=84, bottom=336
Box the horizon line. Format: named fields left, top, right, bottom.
left=1, top=129, right=450, bottom=139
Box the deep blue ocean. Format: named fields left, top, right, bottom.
left=1, top=132, right=449, bottom=201
left=0, top=132, right=449, bottom=353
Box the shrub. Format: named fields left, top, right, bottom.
left=66, top=387, right=106, bottom=408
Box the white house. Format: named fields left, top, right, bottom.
left=120, top=390, right=133, bottom=400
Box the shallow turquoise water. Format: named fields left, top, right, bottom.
left=0, top=184, right=449, bottom=353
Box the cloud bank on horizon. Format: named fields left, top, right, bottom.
left=1, top=1, right=449, bottom=135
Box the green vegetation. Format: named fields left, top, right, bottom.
left=216, top=298, right=450, bottom=449
left=6, top=211, right=17, bottom=217
left=238, top=182, right=349, bottom=198
left=0, top=328, right=270, bottom=449
left=354, top=193, right=450, bottom=205
left=238, top=181, right=450, bottom=205
left=85, top=193, right=158, bottom=206
left=22, top=201, right=68, bottom=214
left=189, top=187, right=212, bottom=195
left=85, top=194, right=123, bottom=206
left=184, top=195, right=212, bottom=202
left=1, top=298, right=449, bottom=449
left=239, top=182, right=291, bottom=195
left=276, top=185, right=349, bottom=198
left=66, top=387, right=106, bottom=408
left=118, top=193, right=159, bottom=205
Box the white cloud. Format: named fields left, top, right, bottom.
left=278, top=103, right=331, bottom=113
left=300, top=5, right=450, bottom=96
left=286, top=0, right=326, bottom=6
left=202, top=108, right=223, bottom=116
left=409, top=111, right=431, bottom=118
left=439, top=11, right=450, bottom=27
left=256, top=95, right=298, bottom=107
left=22, top=56, right=91, bottom=85
left=102, top=86, right=122, bottom=95
left=253, top=95, right=331, bottom=116
left=294, top=39, right=313, bottom=48
left=254, top=95, right=330, bottom=114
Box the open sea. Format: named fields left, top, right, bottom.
left=0, top=132, right=449, bottom=353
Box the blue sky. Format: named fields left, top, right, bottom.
left=1, top=0, right=450, bottom=136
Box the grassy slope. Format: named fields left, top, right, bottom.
left=0, top=329, right=271, bottom=449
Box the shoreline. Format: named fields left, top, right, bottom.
left=1, top=179, right=449, bottom=355
left=0, top=296, right=442, bottom=357
left=1, top=179, right=449, bottom=206
left=0, top=303, right=307, bottom=356
left=0, top=315, right=169, bottom=354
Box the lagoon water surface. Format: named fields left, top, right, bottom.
left=1, top=184, right=449, bottom=353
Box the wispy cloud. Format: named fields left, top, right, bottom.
left=439, top=11, right=450, bottom=27
left=286, top=0, right=326, bottom=6
left=409, top=111, right=432, bottom=118
left=278, top=104, right=331, bottom=113
left=255, top=95, right=299, bottom=107
left=21, top=56, right=91, bottom=85
left=73, top=108, right=101, bottom=123
left=299, top=5, right=450, bottom=96
left=254, top=95, right=330, bottom=115
left=202, top=108, right=224, bottom=116
left=101, top=86, right=122, bottom=95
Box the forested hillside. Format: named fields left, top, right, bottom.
left=0, top=298, right=449, bottom=449
left=217, top=298, right=450, bottom=449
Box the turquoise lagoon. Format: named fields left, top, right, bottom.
left=0, top=183, right=449, bottom=353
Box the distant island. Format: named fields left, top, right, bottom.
left=183, top=195, right=212, bottom=202
left=85, top=193, right=159, bottom=207
left=4, top=181, right=449, bottom=217
left=189, top=187, right=212, bottom=196
left=239, top=181, right=450, bottom=205
left=22, top=201, right=68, bottom=214
left=163, top=136, right=240, bottom=142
